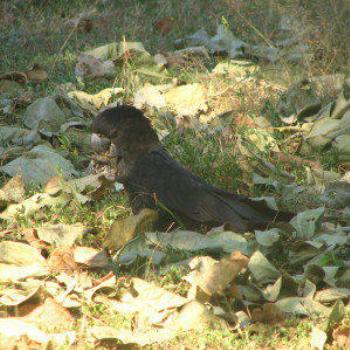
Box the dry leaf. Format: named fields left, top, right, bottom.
left=0, top=280, right=42, bottom=306
left=310, top=326, right=327, bottom=350
left=68, top=87, right=123, bottom=111
left=0, top=71, right=28, bottom=84
left=108, top=277, right=187, bottom=315
left=184, top=251, right=249, bottom=297
left=25, top=64, right=48, bottom=83
left=84, top=273, right=116, bottom=301
left=0, top=175, right=26, bottom=207
left=23, top=297, right=74, bottom=332
left=106, top=208, right=158, bottom=251
left=251, top=303, right=284, bottom=324
left=165, top=83, right=208, bottom=117
left=48, top=247, right=78, bottom=273
left=0, top=318, right=75, bottom=346
left=22, top=228, right=48, bottom=250
left=0, top=192, right=70, bottom=220
left=75, top=54, right=116, bottom=80
left=35, top=223, right=89, bottom=247
left=73, top=247, right=109, bottom=268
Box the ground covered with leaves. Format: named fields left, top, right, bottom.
left=0, top=0, right=350, bottom=349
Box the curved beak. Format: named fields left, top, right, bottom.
left=91, top=133, right=111, bottom=153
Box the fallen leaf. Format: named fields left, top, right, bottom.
left=117, top=235, right=165, bottom=265
left=68, top=87, right=123, bottom=111
left=0, top=70, right=28, bottom=84
left=184, top=251, right=249, bottom=297
left=326, top=300, right=345, bottom=334
left=0, top=318, right=75, bottom=346
left=145, top=229, right=249, bottom=254
left=251, top=303, right=284, bottom=324
left=248, top=251, right=281, bottom=285
left=84, top=273, right=116, bottom=302
left=0, top=263, right=48, bottom=282
left=23, top=297, right=74, bottom=332
left=259, top=277, right=283, bottom=302
left=0, top=65, right=48, bottom=84
left=45, top=173, right=112, bottom=203
left=109, top=277, right=187, bottom=315
left=115, top=41, right=152, bottom=64
left=90, top=277, right=225, bottom=346
left=165, top=83, right=208, bottom=117
left=73, top=247, right=109, bottom=268
left=0, top=175, right=26, bottom=207
left=75, top=54, right=116, bottom=80
left=1, top=145, right=78, bottom=186
left=314, top=288, right=350, bottom=303
left=0, top=241, right=45, bottom=266
left=0, top=280, right=41, bottom=306
left=176, top=25, right=246, bottom=58
left=91, top=300, right=224, bottom=346
left=133, top=83, right=171, bottom=110
left=153, top=53, right=168, bottom=68
left=0, top=126, right=41, bottom=148
left=25, top=64, right=48, bottom=83
left=47, top=247, right=78, bottom=273
left=23, top=97, right=67, bottom=136
left=276, top=297, right=330, bottom=317
left=35, top=223, right=89, bottom=247
left=290, top=207, right=324, bottom=240
left=105, top=208, right=158, bottom=251
left=255, top=228, right=281, bottom=247
left=0, top=191, right=70, bottom=220
left=310, top=326, right=327, bottom=350
left=0, top=241, right=48, bottom=282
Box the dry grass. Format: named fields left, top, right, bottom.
left=0, top=1, right=349, bottom=349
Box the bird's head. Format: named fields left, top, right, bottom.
left=90, top=105, right=159, bottom=179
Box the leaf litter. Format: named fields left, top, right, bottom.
left=0, top=8, right=349, bottom=349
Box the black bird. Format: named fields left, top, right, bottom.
left=91, top=105, right=291, bottom=232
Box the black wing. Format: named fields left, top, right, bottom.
left=122, top=148, right=285, bottom=232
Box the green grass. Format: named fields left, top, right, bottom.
left=1, top=0, right=349, bottom=348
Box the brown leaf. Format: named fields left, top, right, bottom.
left=105, top=208, right=158, bottom=251
left=23, top=297, right=74, bottom=332
left=22, top=228, right=48, bottom=250
left=68, top=88, right=123, bottom=110
left=0, top=175, right=26, bottom=207
left=73, top=247, right=109, bottom=268
left=48, top=247, right=78, bottom=273
left=251, top=303, right=285, bottom=324
left=0, top=71, right=28, bottom=84
left=0, top=318, right=76, bottom=346
left=25, top=64, right=48, bottom=83
left=185, top=251, right=249, bottom=297
left=75, top=54, right=116, bottom=80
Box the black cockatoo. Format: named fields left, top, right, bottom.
left=91, top=105, right=292, bottom=232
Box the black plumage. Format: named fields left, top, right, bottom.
left=91, top=105, right=291, bottom=232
